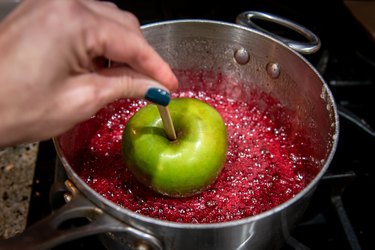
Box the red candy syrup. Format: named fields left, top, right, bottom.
left=62, top=72, right=321, bottom=224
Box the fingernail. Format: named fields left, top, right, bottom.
left=145, top=88, right=170, bottom=106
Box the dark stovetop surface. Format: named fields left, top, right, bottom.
left=27, top=0, right=375, bottom=249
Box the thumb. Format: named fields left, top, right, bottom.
left=80, top=66, right=172, bottom=109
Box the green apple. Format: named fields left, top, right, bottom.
left=122, top=98, right=227, bottom=197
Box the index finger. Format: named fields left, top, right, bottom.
left=85, top=15, right=178, bottom=91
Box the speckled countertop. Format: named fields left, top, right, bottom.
left=0, top=143, right=39, bottom=240
left=0, top=0, right=31, bottom=241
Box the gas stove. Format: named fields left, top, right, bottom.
left=27, top=1, right=375, bottom=249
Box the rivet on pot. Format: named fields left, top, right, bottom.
left=64, top=193, right=72, bottom=203
left=266, top=62, right=281, bottom=79
left=234, top=47, right=250, bottom=65
left=134, top=241, right=151, bottom=250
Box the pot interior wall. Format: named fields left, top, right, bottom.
left=143, top=21, right=336, bottom=161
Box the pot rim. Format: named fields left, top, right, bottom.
left=54, top=19, right=340, bottom=230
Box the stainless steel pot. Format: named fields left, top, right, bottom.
left=0, top=12, right=339, bottom=250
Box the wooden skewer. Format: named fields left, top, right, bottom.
left=157, top=105, right=177, bottom=140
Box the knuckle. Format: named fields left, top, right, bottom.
left=101, top=1, right=118, bottom=9
left=123, top=11, right=141, bottom=28
left=113, top=72, right=134, bottom=97
left=42, top=0, right=88, bottom=30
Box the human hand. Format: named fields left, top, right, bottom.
left=0, top=0, right=178, bottom=147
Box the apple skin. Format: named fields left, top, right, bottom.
left=122, top=98, right=227, bottom=197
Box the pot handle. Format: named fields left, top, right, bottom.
left=236, top=11, right=321, bottom=55
left=0, top=181, right=163, bottom=250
